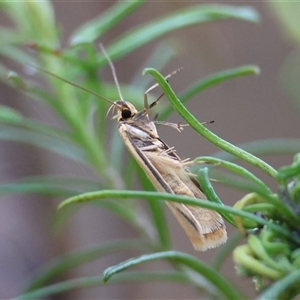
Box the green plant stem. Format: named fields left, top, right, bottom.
left=13, top=271, right=188, bottom=299
left=58, top=190, right=300, bottom=245
left=144, top=68, right=278, bottom=179
left=25, top=239, right=148, bottom=292
left=257, top=269, right=300, bottom=300
left=197, top=167, right=235, bottom=225
left=103, top=251, right=246, bottom=299
left=195, top=156, right=272, bottom=195
left=160, top=65, right=260, bottom=120
left=70, top=1, right=145, bottom=45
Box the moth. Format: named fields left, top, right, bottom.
left=117, top=103, right=227, bottom=251
left=100, top=45, right=227, bottom=251
left=40, top=45, right=227, bottom=251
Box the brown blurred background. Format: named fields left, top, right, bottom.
left=0, top=1, right=299, bottom=299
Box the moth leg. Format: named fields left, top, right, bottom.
left=139, top=144, right=158, bottom=151
left=181, top=158, right=191, bottom=164
left=158, top=146, right=177, bottom=156
left=144, top=68, right=183, bottom=112
left=154, top=121, right=189, bottom=132
left=160, top=146, right=175, bottom=153
left=148, top=93, right=164, bottom=110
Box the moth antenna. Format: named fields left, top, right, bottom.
left=149, top=92, right=165, bottom=109
left=100, top=43, right=124, bottom=101
left=30, top=64, right=119, bottom=107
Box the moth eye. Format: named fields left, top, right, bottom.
left=121, top=109, right=132, bottom=119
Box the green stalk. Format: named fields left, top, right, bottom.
left=144, top=68, right=278, bottom=179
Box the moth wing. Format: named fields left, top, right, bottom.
left=182, top=173, right=227, bottom=250
left=164, top=201, right=207, bottom=250
left=118, top=123, right=173, bottom=194
left=118, top=122, right=227, bottom=251
left=184, top=203, right=227, bottom=250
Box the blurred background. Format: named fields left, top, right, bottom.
left=0, top=1, right=299, bottom=299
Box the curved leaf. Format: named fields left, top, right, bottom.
left=70, top=1, right=144, bottom=45
left=194, top=156, right=272, bottom=195
left=103, top=251, right=246, bottom=299
left=14, top=271, right=188, bottom=299
left=0, top=125, right=86, bottom=163
left=0, top=105, right=23, bottom=122
left=58, top=189, right=300, bottom=245
left=160, top=65, right=260, bottom=120
left=0, top=176, right=101, bottom=196
left=95, top=5, right=260, bottom=65
left=143, top=68, right=278, bottom=179
left=25, top=239, right=148, bottom=292
left=257, top=269, right=300, bottom=300
left=213, top=138, right=300, bottom=160
left=197, top=167, right=235, bottom=225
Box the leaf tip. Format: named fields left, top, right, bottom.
left=102, top=269, right=112, bottom=283
left=57, top=202, right=65, bottom=211
left=253, top=66, right=261, bottom=75
left=142, top=68, right=153, bottom=76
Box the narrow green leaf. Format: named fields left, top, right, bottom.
left=0, top=105, right=23, bottom=123
left=197, top=167, right=235, bottom=225
left=0, top=125, right=86, bottom=163
left=280, top=50, right=300, bottom=113
left=70, top=1, right=144, bottom=45
left=25, top=239, right=147, bottom=292
left=257, top=269, right=300, bottom=300
left=0, top=45, right=36, bottom=66
left=160, top=65, right=260, bottom=120
left=256, top=193, right=300, bottom=227
left=194, top=156, right=272, bottom=195
left=267, top=2, right=300, bottom=45
left=103, top=251, right=246, bottom=299
left=206, top=170, right=269, bottom=194
left=233, top=244, right=282, bottom=280
left=3, top=1, right=58, bottom=46
left=96, top=5, right=259, bottom=65
left=0, top=176, right=101, bottom=196
left=7, top=70, right=30, bottom=89
left=277, top=153, right=300, bottom=180
left=144, top=68, right=278, bottom=179
left=14, top=271, right=188, bottom=299
left=0, top=182, right=73, bottom=197
left=58, top=190, right=300, bottom=245
left=213, top=138, right=300, bottom=160
left=0, top=110, right=73, bottom=144
left=0, top=27, right=22, bottom=44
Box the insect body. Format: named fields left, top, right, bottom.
left=114, top=99, right=227, bottom=251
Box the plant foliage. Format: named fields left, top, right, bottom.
left=1, top=1, right=300, bottom=299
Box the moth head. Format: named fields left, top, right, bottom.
left=114, top=100, right=138, bottom=121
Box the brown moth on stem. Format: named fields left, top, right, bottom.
left=38, top=44, right=227, bottom=250
left=100, top=45, right=227, bottom=251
